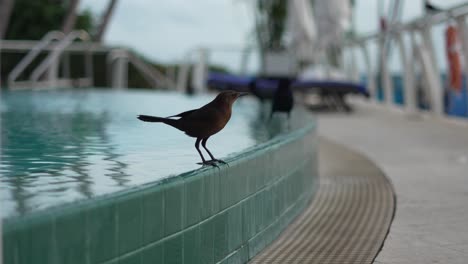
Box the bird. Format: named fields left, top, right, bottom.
left=270, top=77, right=294, bottom=120
left=137, top=90, right=247, bottom=166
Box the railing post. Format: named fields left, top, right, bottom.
left=396, top=32, right=416, bottom=113
left=360, top=42, right=376, bottom=100
left=0, top=40, right=2, bottom=87
left=421, top=25, right=444, bottom=116
left=176, top=63, right=191, bottom=93
left=456, top=15, right=468, bottom=115
left=379, top=36, right=393, bottom=105
left=85, top=49, right=94, bottom=86
left=239, top=47, right=250, bottom=75
left=114, top=56, right=128, bottom=88
left=191, top=48, right=208, bottom=94
left=107, top=49, right=128, bottom=89
left=349, top=46, right=360, bottom=82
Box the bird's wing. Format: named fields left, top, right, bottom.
left=166, top=109, right=197, bottom=119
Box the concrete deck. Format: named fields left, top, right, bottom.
left=319, top=101, right=468, bottom=264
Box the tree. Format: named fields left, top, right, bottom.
left=5, top=0, right=95, bottom=40
left=93, top=0, right=118, bottom=42
left=255, top=0, right=288, bottom=51
left=0, top=0, right=15, bottom=39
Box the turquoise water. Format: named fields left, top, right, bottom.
left=0, top=89, right=300, bottom=218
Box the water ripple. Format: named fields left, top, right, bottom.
left=0, top=89, right=305, bottom=218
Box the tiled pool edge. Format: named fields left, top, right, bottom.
left=2, top=120, right=318, bottom=264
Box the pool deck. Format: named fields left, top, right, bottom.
left=318, top=100, right=468, bottom=263
left=251, top=138, right=395, bottom=263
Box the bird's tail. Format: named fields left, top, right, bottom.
left=137, top=115, right=181, bottom=130
left=137, top=115, right=166, bottom=122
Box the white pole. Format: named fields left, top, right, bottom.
left=360, top=42, right=376, bottom=100
left=397, top=32, right=416, bottom=113
left=191, top=48, right=208, bottom=94
left=380, top=36, right=393, bottom=105
left=421, top=26, right=444, bottom=116
left=455, top=15, right=468, bottom=115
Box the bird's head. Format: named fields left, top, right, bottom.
left=215, top=90, right=248, bottom=106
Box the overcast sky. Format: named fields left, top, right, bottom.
left=79, top=0, right=468, bottom=72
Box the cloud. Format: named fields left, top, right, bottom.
left=79, top=0, right=253, bottom=69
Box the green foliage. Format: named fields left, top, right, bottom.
left=255, top=0, right=288, bottom=51
left=5, top=0, right=95, bottom=40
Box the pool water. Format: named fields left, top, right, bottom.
left=0, top=89, right=302, bottom=218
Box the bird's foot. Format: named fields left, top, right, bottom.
left=211, top=159, right=229, bottom=166
left=197, top=160, right=220, bottom=168
left=210, top=159, right=229, bottom=167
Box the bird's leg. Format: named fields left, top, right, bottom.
left=196, top=138, right=218, bottom=168
left=202, top=137, right=228, bottom=165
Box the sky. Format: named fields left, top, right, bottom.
left=79, top=0, right=468, bottom=73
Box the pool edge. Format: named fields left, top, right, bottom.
left=2, top=116, right=318, bottom=264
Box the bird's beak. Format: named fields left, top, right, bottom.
left=238, top=92, right=249, bottom=97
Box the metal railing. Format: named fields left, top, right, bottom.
left=30, top=30, right=92, bottom=88
left=2, top=30, right=176, bottom=90
left=106, top=49, right=176, bottom=89
left=341, top=2, right=468, bottom=117
left=7, top=31, right=65, bottom=87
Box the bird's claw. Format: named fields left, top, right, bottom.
left=211, top=159, right=229, bottom=166
left=197, top=159, right=229, bottom=168
left=197, top=160, right=219, bottom=168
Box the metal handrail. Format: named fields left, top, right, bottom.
left=106, top=48, right=175, bottom=89
left=7, top=31, right=65, bottom=86
left=128, top=53, right=176, bottom=89
left=30, top=30, right=90, bottom=82
left=340, top=3, right=468, bottom=117
left=347, top=2, right=468, bottom=46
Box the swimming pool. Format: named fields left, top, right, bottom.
left=0, top=89, right=306, bottom=218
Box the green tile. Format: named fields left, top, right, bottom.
left=201, top=172, right=214, bottom=220
left=119, top=252, right=141, bottom=264
left=226, top=250, right=242, bottom=264
left=141, top=242, right=163, bottom=264
left=87, top=202, right=117, bottom=263
left=141, top=188, right=164, bottom=245
left=55, top=211, right=86, bottom=264
left=212, top=171, right=221, bottom=213
left=164, top=181, right=184, bottom=236
left=3, top=227, right=20, bottom=264
left=241, top=199, right=254, bottom=242
left=200, top=218, right=214, bottom=264
left=238, top=245, right=249, bottom=263
left=164, top=234, right=183, bottom=264
left=228, top=204, right=243, bottom=252
left=29, top=218, right=55, bottom=264
left=254, top=193, right=264, bottom=233
left=117, top=194, right=142, bottom=255
left=213, top=213, right=228, bottom=263
left=219, top=169, right=230, bottom=210
left=263, top=188, right=273, bottom=228
left=183, top=226, right=201, bottom=264
left=235, top=166, right=247, bottom=202
left=185, top=176, right=202, bottom=227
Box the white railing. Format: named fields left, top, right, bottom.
left=30, top=30, right=91, bottom=87
left=106, top=49, right=176, bottom=89
left=7, top=31, right=65, bottom=87
left=341, top=2, right=468, bottom=117
left=176, top=45, right=256, bottom=94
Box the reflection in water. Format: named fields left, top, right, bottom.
left=0, top=90, right=294, bottom=218
left=249, top=100, right=308, bottom=143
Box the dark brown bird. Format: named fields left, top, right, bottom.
left=137, top=90, right=247, bottom=166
